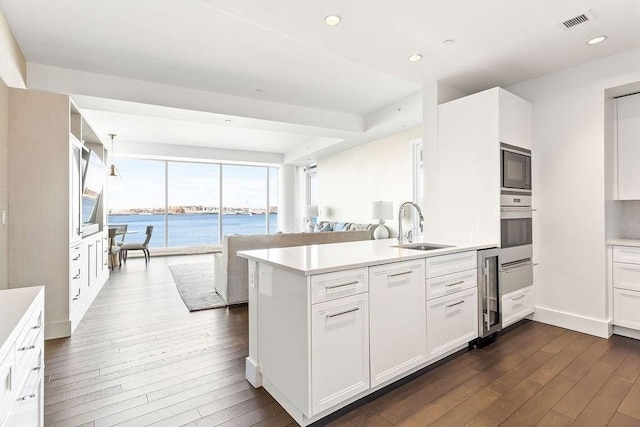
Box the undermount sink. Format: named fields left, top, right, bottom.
left=394, top=243, right=453, bottom=251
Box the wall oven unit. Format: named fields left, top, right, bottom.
left=501, top=143, right=531, bottom=194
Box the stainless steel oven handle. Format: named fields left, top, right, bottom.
left=500, top=262, right=538, bottom=273
left=500, top=207, right=537, bottom=212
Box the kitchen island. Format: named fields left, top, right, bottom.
left=238, top=238, right=495, bottom=426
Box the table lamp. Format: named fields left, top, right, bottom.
left=304, top=205, right=319, bottom=231
left=371, top=201, right=393, bottom=239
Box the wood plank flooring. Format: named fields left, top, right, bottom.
left=44, top=255, right=640, bottom=426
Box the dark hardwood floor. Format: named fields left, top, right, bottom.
left=44, top=255, right=640, bottom=426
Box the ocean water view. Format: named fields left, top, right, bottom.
left=108, top=213, right=278, bottom=247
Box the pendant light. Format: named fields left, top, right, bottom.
left=107, top=133, right=123, bottom=190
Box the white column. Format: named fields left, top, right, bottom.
left=278, top=165, right=296, bottom=233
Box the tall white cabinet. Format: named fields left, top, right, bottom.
left=614, top=93, right=640, bottom=200
left=8, top=89, right=108, bottom=340
left=426, top=87, right=532, bottom=243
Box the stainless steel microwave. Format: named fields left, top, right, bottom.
left=501, top=143, right=531, bottom=193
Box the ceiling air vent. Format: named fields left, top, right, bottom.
left=559, top=11, right=595, bottom=30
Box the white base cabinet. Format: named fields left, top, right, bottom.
left=247, top=249, right=483, bottom=426
left=311, top=293, right=369, bottom=415
left=426, top=288, right=478, bottom=360
left=369, top=259, right=426, bottom=387
left=611, top=245, right=640, bottom=333
left=0, top=287, right=44, bottom=427
left=501, top=286, right=535, bottom=328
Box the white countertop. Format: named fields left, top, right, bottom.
left=0, top=286, right=44, bottom=362
left=608, top=238, right=640, bottom=247
left=238, top=237, right=496, bottom=275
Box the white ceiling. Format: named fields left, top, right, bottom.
left=1, top=0, right=639, bottom=163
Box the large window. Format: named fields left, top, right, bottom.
left=108, top=159, right=166, bottom=248
left=108, top=159, right=278, bottom=248
left=167, top=162, right=220, bottom=246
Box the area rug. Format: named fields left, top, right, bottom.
left=168, top=262, right=227, bottom=311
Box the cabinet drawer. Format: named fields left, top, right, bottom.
left=14, top=307, right=43, bottom=386
left=502, top=286, right=534, bottom=328
left=310, top=268, right=368, bottom=304
left=614, top=288, right=640, bottom=330
left=613, top=262, right=640, bottom=292
left=426, top=268, right=477, bottom=301
left=426, top=251, right=477, bottom=279
left=613, top=246, right=640, bottom=264
left=426, top=288, right=477, bottom=360
left=311, top=294, right=369, bottom=416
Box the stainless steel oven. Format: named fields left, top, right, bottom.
left=500, top=207, right=533, bottom=250
left=501, top=143, right=531, bottom=193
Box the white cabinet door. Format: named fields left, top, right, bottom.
left=502, top=286, right=535, bottom=328
left=613, top=288, right=640, bottom=331
left=499, top=88, right=532, bottom=150
left=426, top=288, right=478, bottom=360
left=616, top=93, right=640, bottom=200
left=369, top=259, right=426, bottom=387
left=311, top=293, right=369, bottom=416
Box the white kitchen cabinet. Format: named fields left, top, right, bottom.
left=615, top=93, right=640, bottom=200
left=8, top=89, right=108, bottom=339
left=501, top=285, right=535, bottom=328
left=311, top=293, right=369, bottom=416
left=0, top=287, right=44, bottom=427
left=611, top=244, right=640, bottom=333
left=613, top=288, right=640, bottom=330
left=310, top=268, right=368, bottom=304
left=428, top=87, right=531, bottom=244
left=369, top=259, right=426, bottom=387
left=426, top=288, right=477, bottom=360
left=499, top=89, right=532, bottom=150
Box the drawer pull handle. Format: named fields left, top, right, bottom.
left=326, top=281, right=359, bottom=290
left=73, top=273, right=81, bottom=280
left=32, top=366, right=42, bottom=371
left=446, top=300, right=465, bottom=308
left=18, top=394, right=36, bottom=401
left=31, top=325, right=41, bottom=330
left=72, top=255, right=80, bottom=261
left=326, top=307, right=360, bottom=318
left=388, top=271, right=412, bottom=278
left=512, top=295, right=526, bottom=301
left=18, top=345, right=35, bottom=352
left=445, top=280, right=465, bottom=287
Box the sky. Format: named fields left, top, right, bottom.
left=107, top=158, right=278, bottom=210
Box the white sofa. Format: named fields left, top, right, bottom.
left=214, top=227, right=373, bottom=305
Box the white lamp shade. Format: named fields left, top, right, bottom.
left=304, top=205, right=319, bottom=218
left=371, top=201, right=393, bottom=220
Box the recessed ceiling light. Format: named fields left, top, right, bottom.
left=225, top=119, right=232, bottom=124
left=587, top=35, right=607, bottom=45
left=408, top=53, right=423, bottom=62
left=256, top=88, right=264, bottom=93
left=442, top=39, right=455, bottom=44
left=324, top=15, right=341, bottom=26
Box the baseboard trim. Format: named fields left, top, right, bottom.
left=245, top=357, right=262, bottom=387
left=533, top=306, right=612, bottom=338
left=45, top=320, right=71, bottom=340
left=613, top=325, right=640, bottom=340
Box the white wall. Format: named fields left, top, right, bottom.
left=316, top=126, right=421, bottom=237
left=508, top=47, right=640, bottom=337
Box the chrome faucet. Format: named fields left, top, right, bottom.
left=398, top=201, right=424, bottom=244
